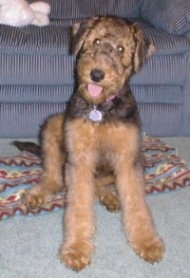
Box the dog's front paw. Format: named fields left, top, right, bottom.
left=132, top=236, right=165, bottom=263
left=60, top=242, right=93, bottom=271
left=24, top=185, right=49, bottom=209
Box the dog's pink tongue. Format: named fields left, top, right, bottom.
left=88, top=84, right=103, bottom=97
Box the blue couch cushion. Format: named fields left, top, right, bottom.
left=1, top=18, right=189, bottom=87
left=137, top=21, right=190, bottom=55
left=0, top=23, right=74, bottom=86
left=0, top=24, right=70, bottom=55
left=130, top=23, right=190, bottom=86
left=141, top=0, right=190, bottom=35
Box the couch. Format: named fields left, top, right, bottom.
left=0, top=0, right=190, bottom=138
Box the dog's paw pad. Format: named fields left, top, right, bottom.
left=134, top=237, right=165, bottom=263
left=24, top=186, right=47, bottom=209
left=60, top=243, right=92, bottom=271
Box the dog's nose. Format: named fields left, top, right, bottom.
left=90, top=69, right=105, bottom=82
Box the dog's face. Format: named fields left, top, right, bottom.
left=72, top=16, right=155, bottom=105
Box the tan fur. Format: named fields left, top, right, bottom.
left=24, top=16, right=164, bottom=271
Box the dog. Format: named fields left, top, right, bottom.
left=23, top=16, right=165, bottom=271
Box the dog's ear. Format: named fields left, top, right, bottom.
left=71, top=17, right=99, bottom=55
left=132, top=23, right=155, bottom=72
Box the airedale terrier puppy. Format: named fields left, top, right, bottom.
left=24, top=16, right=164, bottom=271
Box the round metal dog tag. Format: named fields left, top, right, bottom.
left=89, top=107, right=102, bottom=122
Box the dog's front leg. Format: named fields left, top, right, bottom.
left=115, top=156, right=165, bottom=263
left=110, top=125, right=164, bottom=264
left=60, top=155, right=95, bottom=271
left=60, top=121, right=96, bottom=271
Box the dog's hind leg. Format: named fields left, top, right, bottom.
left=24, top=113, right=65, bottom=209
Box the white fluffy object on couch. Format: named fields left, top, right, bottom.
left=0, top=0, right=51, bottom=27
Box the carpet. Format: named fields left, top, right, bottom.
left=0, top=136, right=190, bottom=220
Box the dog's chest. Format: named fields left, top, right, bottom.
left=65, top=117, right=134, bottom=152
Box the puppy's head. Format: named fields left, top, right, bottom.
left=71, top=16, right=155, bottom=104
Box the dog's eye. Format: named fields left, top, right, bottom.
left=94, top=38, right=101, bottom=45
left=117, top=46, right=124, bottom=53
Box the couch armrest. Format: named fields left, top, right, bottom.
left=140, top=0, right=190, bottom=35
left=30, top=0, right=141, bottom=20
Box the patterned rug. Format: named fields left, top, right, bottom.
left=0, top=136, right=190, bottom=220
